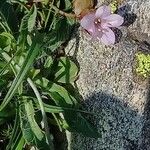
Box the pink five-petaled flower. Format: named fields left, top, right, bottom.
left=80, top=5, right=124, bottom=45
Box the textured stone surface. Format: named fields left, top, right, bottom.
left=65, top=0, right=150, bottom=149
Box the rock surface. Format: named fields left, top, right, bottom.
left=66, top=0, right=150, bottom=149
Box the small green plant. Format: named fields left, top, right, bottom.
left=136, top=53, right=150, bottom=77
left=0, top=0, right=99, bottom=149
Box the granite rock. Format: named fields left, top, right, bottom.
left=65, top=0, right=150, bottom=149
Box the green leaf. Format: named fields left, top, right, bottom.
left=44, top=56, right=53, bottom=68
left=18, top=4, right=37, bottom=47
left=44, top=17, right=75, bottom=53
left=39, top=102, right=95, bottom=114
left=0, top=79, right=7, bottom=87
left=10, top=131, right=23, bottom=150
left=42, top=56, right=78, bottom=83
left=19, top=100, right=51, bottom=150
left=28, top=4, right=37, bottom=32
left=54, top=57, right=79, bottom=83
left=16, top=0, right=28, bottom=3
left=60, top=0, right=72, bottom=11
left=0, top=32, right=44, bottom=111
left=34, top=77, right=99, bottom=138
left=6, top=109, right=21, bottom=150
left=14, top=136, right=25, bottom=150
left=0, top=104, right=15, bottom=118
left=63, top=111, right=100, bottom=138
left=34, top=77, right=78, bottom=106
left=27, top=78, right=54, bottom=149
left=0, top=32, right=14, bottom=49
left=0, top=0, right=18, bottom=33
left=19, top=4, right=37, bottom=33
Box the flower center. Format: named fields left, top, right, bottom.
left=94, top=18, right=101, bottom=25
left=94, top=18, right=102, bottom=32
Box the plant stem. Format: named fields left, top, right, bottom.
left=27, top=78, right=54, bottom=150
left=6, top=108, right=20, bottom=150
left=44, top=0, right=54, bottom=28
left=51, top=5, right=76, bottom=18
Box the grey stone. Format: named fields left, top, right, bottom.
left=65, top=0, right=150, bottom=149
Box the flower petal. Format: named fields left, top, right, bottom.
left=100, top=28, right=115, bottom=45
left=95, top=5, right=111, bottom=18
left=92, top=28, right=103, bottom=40
left=80, top=12, right=96, bottom=34
left=102, top=14, right=124, bottom=28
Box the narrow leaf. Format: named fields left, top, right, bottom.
left=54, top=57, right=79, bottom=83
left=19, top=100, right=51, bottom=150
left=0, top=32, right=44, bottom=111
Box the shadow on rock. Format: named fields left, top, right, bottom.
left=138, top=81, right=150, bottom=150
left=71, top=92, right=143, bottom=150
left=117, top=4, right=137, bottom=27
left=113, top=4, right=137, bottom=44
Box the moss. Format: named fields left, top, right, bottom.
left=110, top=0, right=118, bottom=13
left=136, top=53, right=150, bottom=77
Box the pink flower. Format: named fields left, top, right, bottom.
left=80, top=5, right=124, bottom=45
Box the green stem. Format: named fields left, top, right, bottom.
left=50, top=5, right=76, bottom=18
left=27, top=78, right=54, bottom=150
left=44, top=0, right=54, bottom=28
left=11, top=0, right=29, bottom=12
left=6, top=107, right=20, bottom=150
left=1, top=52, right=19, bottom=76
